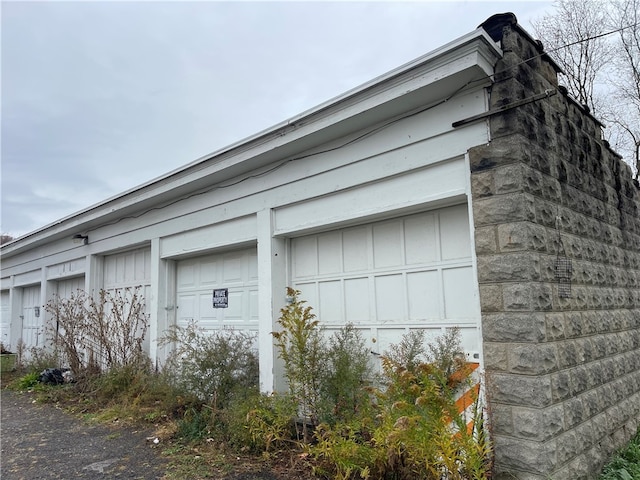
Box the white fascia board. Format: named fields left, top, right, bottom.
left=2, top=28, right=501, bottom=256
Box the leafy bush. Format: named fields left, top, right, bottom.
left=15, top=371, right=40, bottom=390
left=177, top=406, right=214, bottom=442
left=159, top=322, right=259, bottom=410
left=33, top=287, right=492, bottom=479
left=223, top=389, right=298, bottom=453
left=320, top=324, right=375, bottom=425
left=310, top=328, right=492, bottom=480
left=272, top=288, right=326, bottom=431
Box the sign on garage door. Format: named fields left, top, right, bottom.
left=291, top=204, right=481, bottom=356
left=176, top=249, right=258, bottom=332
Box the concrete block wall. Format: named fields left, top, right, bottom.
left=470, top=17, right=640, bottom=479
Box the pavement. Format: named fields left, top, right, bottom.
left=1, top=388, right=168, bottom=479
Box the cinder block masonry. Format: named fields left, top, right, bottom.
left=471, top=14, right=640, bottom=479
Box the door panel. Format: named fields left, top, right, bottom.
left=176, top=248, right=258, bottom=332
left=291, top=204, right=480, bottom=356
left=21, top=286, right=42, bottom=349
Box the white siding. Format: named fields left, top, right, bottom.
left=47, top=258, right=86, bottom=281
left=56, top=277, right=85, bottom=299
left=104, top=248, right=152, bottom=291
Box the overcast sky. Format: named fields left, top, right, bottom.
left=1, top=0, right=554, bottom=239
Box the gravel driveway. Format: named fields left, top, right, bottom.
left=1, top=389, right=168, bottom=479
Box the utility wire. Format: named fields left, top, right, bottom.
left=90, top=77, right=479, bottom=232
left=90, top=21, right=640, bottom=232
left=544, top=21, right=639, bottom=55
left=496, top=21, right=640, bottom=76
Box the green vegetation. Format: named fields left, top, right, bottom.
left=600, top=429, right=640, bottom=480
left=309, top=328, right=490, bottom=480
left=5, top=287, right=492, bottom=479
left=272, top=289, right=491, bottom=479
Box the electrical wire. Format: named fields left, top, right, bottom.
left=89, top=76, right=482, bottom=233
left=86, top=21, right=640, bottom=234
left=544, top=22, right=639, bottom=55
left=495, top=22, right=640, bottom=77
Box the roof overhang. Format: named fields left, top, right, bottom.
left=2, top=27, right=502, bottom=258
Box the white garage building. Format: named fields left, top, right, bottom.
left=1, top=27, right=502, bottom=390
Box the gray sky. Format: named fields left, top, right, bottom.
left=1, top=1, right=553, bottom=238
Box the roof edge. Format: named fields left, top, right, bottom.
left=2, top=27, right=502, bottom=256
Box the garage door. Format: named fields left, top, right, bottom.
left=1, top=291, right=9, bottom=347
left=56, top=277, right=85, bottom=299
left=21, top=285, right=42, bottom=350
left=104, top=248, right=152, bottom=353
left=104, top=248, right=151, bottom=292
left=176, top=248, right=258, bottom=333
left=291, top=204, right=481, bottom=356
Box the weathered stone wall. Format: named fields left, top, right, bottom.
left=470, top=18, right=640, bottom=479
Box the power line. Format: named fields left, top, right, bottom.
left=88, top=21, right=640, bottom=233
left=545, top=21, right=639, bottom=55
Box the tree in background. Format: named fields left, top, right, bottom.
left=532, top=0, right=640, bottom=179
left=0, top=234, right=14, bottom=245
left=608, top=0, right=640, bottom=180
left=532, top=0, right=613, bottom=114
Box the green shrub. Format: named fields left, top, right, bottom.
left=311, top=419, right=380, bottom=480
left=89, top=357, right=153, bottom=399
left=159, top=322, right=259, bottom=410
left=310, top=328, right=492, bottom=480
left=223, top=389, right=298, bottom=453
left=15, top=371, right=40, bottom=390
left=272, top=288, right=326, bottom=431
left=320, top=324, right=375, bottom=425
left=178, top=406, right=213, bottom=442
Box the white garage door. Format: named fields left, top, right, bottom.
left=176, top=248, right=258, bottom=333
left=56, top=277, right=85, bottom=299
left=104, top=248, right=152, bottom=353
left=291, top=204, right=481, bottom=357
left=21, top=285, right=42, bottom=350
left=1, top=290, right=10, bottom=348
left=104, top=248, right=151, bottom=292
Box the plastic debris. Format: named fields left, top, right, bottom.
left=38, top=368, right=65, bottom=385
left=37, top=368, right=75, bottom=385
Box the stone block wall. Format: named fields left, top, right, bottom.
left=470, top=16, right=640, bottom=479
